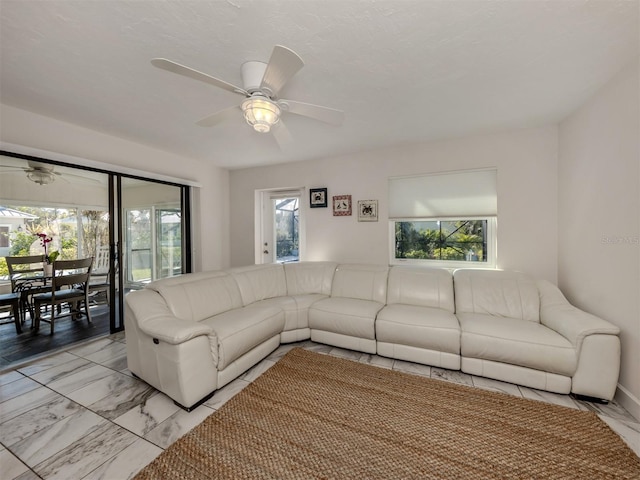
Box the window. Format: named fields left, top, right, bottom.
left=0, top=226, right=9, bottom=248
left=124, top=206, right=183, bottom=284
left=391, top=217, right=496, bottom=267
left=388, top=169, right=497, bottom=268
left=274, top=197, right=299, bottom=263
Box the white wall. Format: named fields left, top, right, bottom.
left=558, top=59, right=640, bottom=418
left=230, top=125, right=559, bottom=283
left=0, top=104, right=230, bottom=271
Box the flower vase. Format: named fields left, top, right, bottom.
left=43, top=263, right=53, bottom=277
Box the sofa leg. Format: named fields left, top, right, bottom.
left=174, top=390, right=216, bottom=412
left=130, top=370, right=216, bottom=412
left=572, top=393, right=609, bottom=405
left=129, top=367, right=217, bottom=412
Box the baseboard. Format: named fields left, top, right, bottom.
left=615, top=383, right=640, bottom=421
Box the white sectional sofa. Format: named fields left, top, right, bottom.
left=124, top=263, right=621, bottom=410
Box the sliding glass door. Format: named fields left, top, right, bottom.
left=0, top=151, right=191, bottom=356
left=0, top=153, right=113, bottom=358
left=121, top=178, right=184, bottom=289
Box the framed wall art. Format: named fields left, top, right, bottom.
left=358, top=200, right=378, bottom=222
left=332, top=195, right=352, bottom=216
left=309, top=188, right=328, bottom=208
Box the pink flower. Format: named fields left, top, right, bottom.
left=35, top=233, right=54, bottom=260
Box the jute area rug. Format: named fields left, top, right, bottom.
left=136, top=348, right=640, bottom=479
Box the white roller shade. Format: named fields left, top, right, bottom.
left=268, top=188, right=304, bottom=200
left=388, top=169, right=497, bottom=219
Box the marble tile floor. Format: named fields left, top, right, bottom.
left=1, top=334, right=639, bottom=479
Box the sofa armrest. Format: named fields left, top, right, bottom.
left=139, top=315, right=213, bottom=345
left=537, top=280, right=620, bottom=400
left=126, top=289, right=214, bottom=345
left=537, top=280, right=620, bottom=350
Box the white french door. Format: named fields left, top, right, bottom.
left=256, top=188, right=304, bottom=264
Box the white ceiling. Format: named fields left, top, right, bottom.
left=1, top=1, right=638, bottom=170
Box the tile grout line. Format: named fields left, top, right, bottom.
left=2, top=338, right=638, bottom=479
left=0, top=337, right=160, bottom=480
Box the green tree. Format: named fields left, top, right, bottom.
left=395, top=220, right=485, bottom=262
left=81, top=210, right=109, bottom=257
left=10, top=230, right=36, bottom=256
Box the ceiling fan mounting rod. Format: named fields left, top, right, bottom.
left=241, top=61, right=270, bottom=96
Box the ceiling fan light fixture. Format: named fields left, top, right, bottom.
left=27, top=170, right=56, bottom=185
left=241, top=97, right=281, bottom=133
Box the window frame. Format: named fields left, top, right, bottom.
left=0, top=225, right=10, bottom=249
left=388, top=216, right=497, bottom=269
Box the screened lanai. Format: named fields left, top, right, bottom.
left=0, top=154, right=189, bottom=368
left=275, top=196, right=299, bottom=263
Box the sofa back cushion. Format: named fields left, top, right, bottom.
left=228, top=263, right=287, bottom=306
left=453, top=269, right=540, bottom=322
left=146, top=271, right=243, bottom=322
left=284, top=262, right=338, bottom=296
left=331, top=264, right=388, bottom=303
left=387, top=266, right=454, bottom=312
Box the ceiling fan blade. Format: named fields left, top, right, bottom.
left=151, top=58, right=248, bottom=96
left=260, top=46, right=304, bottom=97
left=0, top=166, right=23, bottom=172
left=26, top=167, right=61, bottom=176
left=272, top=119, right=293, bottom=149
left=280, top=99, right=345, bottom=126
left=196, top=105, right=242, bottom=127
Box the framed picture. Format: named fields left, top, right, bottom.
left=332, top=195, right=352, bottom=216
left=358, top=200, right=378, bottom=222
left=309, top=188, right=328, bottom=208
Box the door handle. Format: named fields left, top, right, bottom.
left=263, top=250, right=269, bottom=254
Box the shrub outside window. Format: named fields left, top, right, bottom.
left=390, top=217, right=496, bottom=268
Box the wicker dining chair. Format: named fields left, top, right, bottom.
left=33, top=257, right=93, bottom=335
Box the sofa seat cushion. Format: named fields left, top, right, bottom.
left=377, top=304, right=460, bottom=354
left=458, top=313, right=577, bottom=376
left=202, top=304, right=285, bottom=371
left=309, top=297, right=383, bottom=340
left=290, top=293, right=329, bottom=328
left=251, top=296, right=300, bottom=333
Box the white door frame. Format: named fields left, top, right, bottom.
left=255, top=187, right=305, bottom=264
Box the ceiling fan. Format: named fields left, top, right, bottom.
left=0, top=161, right=62, bottom=185
left=0, top=161, right=98, bottom=186
left=151, top=45, right=345, bottom=146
